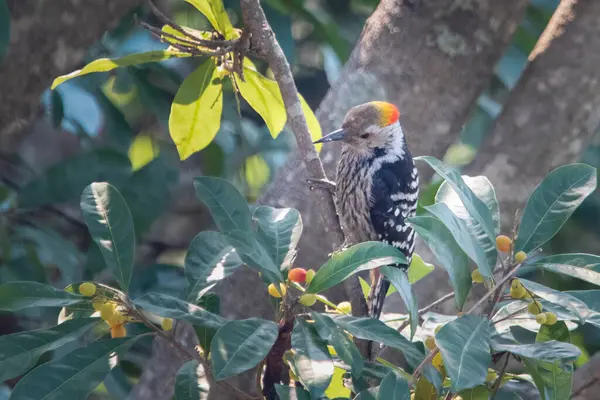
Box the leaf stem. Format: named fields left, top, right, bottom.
left=490, top=352, right=510, bottom=399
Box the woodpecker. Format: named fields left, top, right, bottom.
left=313, top=101, right=418, bottom=320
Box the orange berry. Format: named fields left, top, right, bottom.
left=288, top=268, right=307, bottom=283
left=496, top=235, right=512, bottom=252
left=111, top=324, right=127, bottom=338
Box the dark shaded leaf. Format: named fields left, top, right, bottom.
left=532, top=253, right=600, bottom=286
left=193, top=176, right=250, bottom=232
left=381, top=266, right=418, bottom=339
left=531, top=322, right=573, bottom=400
left=0, top=281, right=85, bottom=311
left=520, top=279, right=590, bottom=322
left=377, top=372, right=410, bottom=400
left=491, top=340, right=580, bottom=362
left=223, top=230, right=283, bottom=283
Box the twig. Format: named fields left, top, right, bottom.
left=490, top=353, right=510, bottom=399
left=396, top=291, right=454, bottom=334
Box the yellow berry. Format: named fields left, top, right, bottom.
left=515, top=251, right=527, bottom=263
left=162, top=318, right=174, bottom=331
left=528, top=300, right=543, bottom=315
left=100, top=302, right=117, bottom=321
left=486, top=370, right=498, bottom=382
left=108, top=312, right=126, bottom=326
left=496, top=235, right=512, bottom=252
left=424, top=336, right=436, bottom=350
left=510, top=279, right=526, bottom=299
left=471, top=269, right=484, bottom=283
left=299, top=294, right=317, bottom=306
left=268, top=283, right=286, bottom=298
left=536, top=313, right=547, bottom=325
left=432, top=352, right=444, bottom=370
left=337, top=301, right=352, bottom=314
left=92, top=300, right=104, bottom=312
left=545, top=312, right=558, bottom=325
left=79, top=282, right=97, bottom=297
left=111, top=324, right=127, bottom=338
left=327, top=345, right=337, bottom=356
left=434, top=325, right=443, bottom=335
left=305, top=269, right=316, bottom=284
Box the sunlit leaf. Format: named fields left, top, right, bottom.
left=211, top=318, right=278, bottom=380
left=186, top=0, right=237, bottom=39
left=299, top=94, right=323, bottom=151
left=253, top=206, right=302, bottom=271
left=193, top=176, right=250, bottom=232
left=81, top=182, right=135, bottom=292
left=52, top=50, right=191, bottom=89
left=161, top=25, right=213, bottom=47
left=243, top=154, right=270, bottom=198
left=0, top=281, right=85, bottom=311
left=324, top=367, right=351, bottom=398
left=306, top=242, right=407, bottom=294
left=516, top=164, right=597, bottom=253
left=170, top=59, right=223, bottom=159
left=407, top=253, right=435, bottom=284
left=185, top=231, right=243, bottom=303
left=128, top=134, right=159, bottom=171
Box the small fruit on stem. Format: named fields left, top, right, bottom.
left=268, top=283, right=287, bottom=298
left=496, top=235, right=512, bottom=252
left=510, top=279, right=526, bottom=299
left=528, top=300, right=543, bottom=315
left=515, top=251, right=527, bottom=263
left=545, top=312, right=558, bottom=325
left=288, top=268, right=307, bottom=283
left=79, top=282, right=97, bottom=297
left=337, top=301, right=352, bottom=314
left=299, top=294, right=317, bottom=306
left=162, top=318, right=174, bottom=331
left=424, top=336, right=436, bottom=350
left=536, top=313, right=548, bottom=325
left=305, top=269, right=316, bottom=284
left=111, top=324, right=127, bottom=338
left=471, top=269, right=484, bottom=283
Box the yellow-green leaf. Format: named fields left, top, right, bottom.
left=299, top=94, right=322, bottom=152
left=408, top=253, right=435, bottom=284
left=169, top=59, right=223, bottom=160
left=238, top=64, right=287, bottom=138
left=161, top=25, right=213, bottom=48
left=324, top=367, right=351, bottom=398
left=243, top=154, right=270, bottom=198
left=128, top=134, right=160, bottom=171
left=186, top=0, right=237, bottom=39
left=51, top=50, right=191, bottom=89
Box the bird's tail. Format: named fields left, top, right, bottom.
left=367, top=269, right=389, bottom=320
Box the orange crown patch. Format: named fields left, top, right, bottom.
left=372, top=101, right=400, bottom=127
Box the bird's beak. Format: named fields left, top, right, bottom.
left=313, top=128, right=346, bottom=144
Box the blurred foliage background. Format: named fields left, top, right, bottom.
left=3, top=0, right=600, bottom=397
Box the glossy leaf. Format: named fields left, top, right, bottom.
left=223, top=230, right=284, bottom=283
left=170, top=59, right=223, bottom=159
left=185, top=231, right=243, bottom=303
left=238, top=63, right=287, bottom=138
left=193, top=293, right=221, bottom=356
left=252, top=206, right=302, bottom=271
left=134, top=292, right=227, bottom=330
left=311, top=312, right=364, bottom=377
left=52, top=50, right=191, bottom=89
left=532, top=253, right=600, bottom=286
left=407, top=216, right=471, bottom=310
left=435, top=315, right=491, bottom=392
left=299, top=94, right=323, bottom=151
left=81, top=182, right=135, bottom=291
left=186, top=0, right=236, bottom=39
left=354, top=387, right=379, bottom=400
left=0, top=281, right=85, bottom=311
left=457, top=386, right=490, bottom=399
left=18, top=149, right=131, bottom=208
left=9, top=337, right=138, bottom=400
left=0, top=319, right=99, bottom=382
left=174, top=360, right=209, bottom=400
left=519, top=279, right=590, bottom=322
left=211, top=318, right=278, bottom=380
left=417, top=156, right=497, bottom=257
left=292, top=319, right=334, bottom=398
left=306, top=242, right=408, bottom=294
left=275, top=385, right=311, bottom=400
left=381, top=266, right=418, bottom=339
left=426, top=203, right=493, bottom=278
left=193, top=176, right=250, bottom=232
left=377, top=372, right=410, bottom=400
left=532, top=322, right=574, bottom=400
left=407, top=253, right=435, bottom=284
left=491, top=340, right=580, bottom=362
left=515, top=164, right=597, bottom=253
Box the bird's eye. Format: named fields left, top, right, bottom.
left=360, top=133, right=370, bottom=139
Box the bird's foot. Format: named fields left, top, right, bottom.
left=307, top=177, right=336, bottom=193
left=328, top=239, right=351, bottom=257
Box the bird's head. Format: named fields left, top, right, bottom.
left=314, top=101, right=402, bottom=151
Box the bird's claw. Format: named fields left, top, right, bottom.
left=307, top=178, right=336, bottom=193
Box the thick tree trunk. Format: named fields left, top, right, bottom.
left=465, top=0, right=600, bottom=231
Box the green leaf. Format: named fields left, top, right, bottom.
left=417, top=156, right=497, bottom=262
left=299, top=94, right=323, bottom=151
left=407, top=253, right=435, bottom=284
left=0, top=319, right=100, bottom=382
left=532, top=253, right=600, bottom=287
left=354, top=387, right=379, bottom=400
left=193, top=293, right=221, bottom=356
left=170, top=59, right=223, bottom=159
left=531, top=322, right=574, bottom=400
left=515, top=164, right=597, bottom=253
left=185, top=231, right=243, bottom=303
left=306, top=242, right=408, bottom=294
left=491, top=341, right=580, bottom=362
left=238, top=62, right=287, bottom=137
left=519, top=279, right=590, bottom=322
left=81, top=182, right=135, bottom=292
left=186, top=0, right=237, bottom=39
left=407, top=216, right=471, bottom=310
left=134, top=292, right=227, bottom=330
left=211, top=318, right=278, bottom=380
left=381, top=267, right=418, bottom=339
left=457, top=386, right=490, bottom=399
left=174, top=360, right=209, bottom=400
left=377, top=372, right=410, bottom=400
left=425, top=203, right=493, bottom=278
left=291, top=319, right=334, bottom=398
left=52, top=50, right=191, bottom=89
left=435, top=315, right=491, bottom=392
left=252, top=206, right=302, bottom=271
left=18, top=149, right=131, bottom=208
left=0, top=0, right=9, bottom=61
left=193, top=176, right=251, bottom=232
left=223, top=230, right=284, bottom=283
left=275, top=384, right=311, bottom=400
left=311, top=312, right=364, bottom=377
left=0, top=281, right=85, bottom=311
left=9, top=337, right=138, bottom=400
